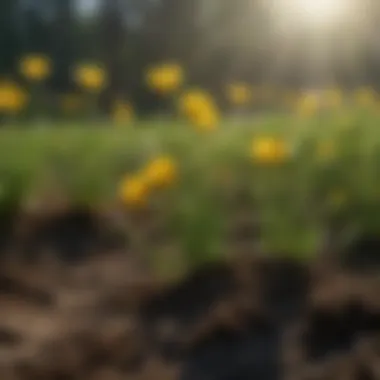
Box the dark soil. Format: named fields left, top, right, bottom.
left=0, top=209, right=379, bottom=380
left=342, top=235, right=380, bottom=273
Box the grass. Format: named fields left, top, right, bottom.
left=1, top=109, right=380, bottom=275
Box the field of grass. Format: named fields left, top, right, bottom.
left=1, top=110, right=380, bottom=380
left=1, top=109, right=380, bottom=274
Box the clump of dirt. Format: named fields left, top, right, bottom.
left=0, top=206, right=129, bottom=268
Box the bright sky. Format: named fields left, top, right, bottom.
left=75, top=0, right=100, bottom=16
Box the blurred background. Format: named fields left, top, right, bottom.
left=1, top=0, right=379, bottom=120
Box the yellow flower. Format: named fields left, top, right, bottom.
left=73, top=64, right=107, bottom=92
left=0, top=81, right=28, bottom=113
left=188, top=105, right=219, bottom=131
left=146, top=63, right=184, bottom=95
left=226, top=83, right=252, bottom=105
left=19, top=54, right=52, bottom=81
left=178, top=89, right=220, bottom=130
left=142, top=156, right=177, bottom=188
left=119, top=175, right=149, bottom=209
left=112, top=100, right=134, bottom=125
left=296, top=92, right=320, bottom=117
left=251, top=137, right=289, bottom=164
left=179, top=90, right=213, bottom=114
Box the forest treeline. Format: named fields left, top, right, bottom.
left=1, top=0, right=380, bottom=113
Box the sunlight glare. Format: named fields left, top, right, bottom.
left=275, top=0, right=351, bottom=27
left=294, top=0, right=346, bottom=21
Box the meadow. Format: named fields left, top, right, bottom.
left=1, top=110, right=380, bottom=380
left=1, top=56, right=380, bottom=380
left=1, top=107, right=380, bottom=270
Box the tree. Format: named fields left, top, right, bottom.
left=50, top=0, right=75, bottom=91
left=0, top=0, right=22, bottom=75
left=99, top=0, right=127, bottom=101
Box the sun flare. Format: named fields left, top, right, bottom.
left=293, top=0, right=347, bottom=22
left=274, top=0, right=353, bottom=27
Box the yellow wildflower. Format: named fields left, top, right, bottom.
left=146, top=63, right=184, bottom=95
left=251, top=137, right=289, bottom=164
left=0, top=81, right=28, bottom=113
left=142, top=156, right=177, bottom=188
left=19, top=54, right=52, bottom=81
left=188, top=106, right=219, bottom=131
left=178, top=89, right=220, bottom=130
left=226, top=83, right=252, bottom=105
left=178, top=90, right=214, bottom=114
left=73, top=64, right=107, bottom=92
left=119, top=175, right=149, bottom=209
